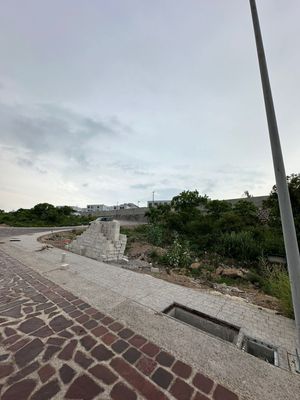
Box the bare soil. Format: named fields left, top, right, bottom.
left=41, top=230, right=282, bottom=314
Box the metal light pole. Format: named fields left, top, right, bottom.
left=249, top=0, right=300, bottom=368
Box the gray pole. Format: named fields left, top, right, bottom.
left=249, top=0, right=300, bottom=366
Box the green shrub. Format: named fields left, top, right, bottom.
left=218, top=231, right=262, bottom=261
left=166, top=237, right=192, bottom=268
left=263, top=265, right=293, bottom=318
left=146, top=224, right=164, bottom=246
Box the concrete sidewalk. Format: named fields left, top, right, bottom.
left=1, top=231, right=300, bottom=399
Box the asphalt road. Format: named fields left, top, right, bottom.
left=0, top=226, right=69, bottom=239
left=0, top=221, right=145, bottom=240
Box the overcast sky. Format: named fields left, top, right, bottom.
left=0, top=0, right=299, bottom=211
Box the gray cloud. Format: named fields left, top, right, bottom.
left=130, top=183, right=154, bottom=190
left=0, top=101, right=130, bottom=169
left=0, top=0, right=299, bottom=211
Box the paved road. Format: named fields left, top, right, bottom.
left=0, top=250, right=238, bottom=400
left=0, top=227, right=70, bottom=239
left=0, top=221, right=144, bottom=239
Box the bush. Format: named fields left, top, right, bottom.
left=146, top=224, right=164, bottom=246
left=166, top=237, right=192, bottom=268
left=217, top=231, right=262, bottom=261
left=263, top=264, right=293, bottom=318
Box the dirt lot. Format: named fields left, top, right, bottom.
left=40, top=229, right=282, bottom=314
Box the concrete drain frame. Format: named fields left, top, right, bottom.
left=241, top=336, right=279, bottom=366
left=162, top=303, right=240, bottom=344
left=162, top=302, right=279, bottom=367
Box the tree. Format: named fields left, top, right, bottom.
left=264, top=173, right=300, bottom=243
left=171, top=190, right=208, bottom=212
left=206, top=200, right=232, bottom=217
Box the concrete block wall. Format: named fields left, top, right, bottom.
left=68, top=220, right=127, bottom=262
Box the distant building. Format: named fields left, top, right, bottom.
left=86, top=203, right=138, bottom=213
left=87, top=204, right=112, bottom=213
left=115, top=203, right=138, bottom=210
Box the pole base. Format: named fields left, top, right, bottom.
left=296, top=349, right=300, bottom=373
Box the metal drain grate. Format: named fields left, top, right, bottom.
left=163, top=303, right=240, bottom=344
left=242, top=336, right=278, bottom=366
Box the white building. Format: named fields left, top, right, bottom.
left=87, top=204, right=112, bottom=212
left=86, top=203, right=138, bottom=213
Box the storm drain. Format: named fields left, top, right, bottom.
left=241, top=336, right=278, bottom=366
left=163, top=303, right=240, bottom=344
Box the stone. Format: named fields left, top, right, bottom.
left=31, top=379, right=60, bottom=400
left=190, top=262, right=201, bottom=270
left=102, top=332, right=118, bottom=345
left=4, top=327, right=16, bottom=337
left=71, top=325, right=87, bottom=336
left=129, top=335, right=147, bottom=348
left=58, top=340, right=77, bottom=361
left=110, top=357, right=167, bottom=400
left=91, top=325, right=108, bottom=337
left=43, top=345, right=61, bottom=361
left=213, top=384, right=239, bottom=400
left=136, top=356, right=157, bottom=376
left=46, top=337, right=66, bottom=346
left=32, top=326, right=54, bottom=338
left=15, top=339, right=44, bottom=368
left=80, top=335, right=96, bottom=351
left=151, top=267, right=160, bottom=273
left=59, top=364, right=76, bottom=384
left=83, top=319, right=98, bottom=330
left=65, top=374, right=104, bottom=399
left=7, top=361, right=40, bottom=385
left=156, top=351, right=175, bottom=367
left=2, top=379, right=37, bottom=400
left=172, top=360, right=192, bottom=379
left=38, top=364, right=55, bottom=383
left=111, top=339, right=129, bottom=354
left=89, top=364, right=118, bottom=385
left=109, top=322, right=124, bottom=332
left=193, top=372, right=214, bottom=394
left=49, top=315, right=72, bottom=332
left=141, top=342, right=160, bottom=357
left=0, top=364, right=14, bottom=379
left=111, top=382, right=137, bottom=400
left=92, top=344, right=114, bottom=361
left=8, top=338, right=30, bottom=352
left=170, top=378, right=194, bottom=400
left=2, top=305, right=22, bottom=318
left=74, top=350, right=93, bottom=369
left=151, top=367, right=173, bottom=389
left=118, top=328, right=134, bottom=339
left=58, top=330, right=73, bottom=339
left=123, top=347, right=142, bottom=364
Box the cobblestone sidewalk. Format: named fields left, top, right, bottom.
left=0, top=250, right=239, bottom=400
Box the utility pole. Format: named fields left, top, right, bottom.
left=152, top=191, right=155, bottom=203
left=249, top=0, right=300, bottom=369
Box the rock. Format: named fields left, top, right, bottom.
left=151, top=267, right=160, bottom=273
left=215, top=267, right=224, bottom=275
left=221, top=268, right=245, bottom=278
left=190, top=262, right=201, bottom=270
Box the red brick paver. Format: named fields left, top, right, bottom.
left=0, top=250, right=240, bottom=399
